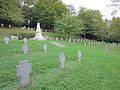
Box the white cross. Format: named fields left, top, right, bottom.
left=43, top=44, right=48, bottom=52
left=77, top=50, right=81, bottom=62
left=16, top=60, right=31, bottom=87
left=59, top=53, right=65, bottom=69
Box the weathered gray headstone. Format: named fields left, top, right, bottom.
left=4, top=36, right=10, bottom=45
left=77, top=50, right=81, bottom=62
left=16, top=60, right=31, bottom=87
left=59, top=53, right=65, bottom=69
left=43, top=44, right=48, bottom=52
left=23, top=38, right=27, bottom=44
left=22, top=45, right=29, bottom=54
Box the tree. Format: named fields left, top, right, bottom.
left=32, top=0, right=68, bottom=29
left=55, top=14, right=83, bottom=38
left=0, top=0, right=23, bottom=26
left=78, top=7, right=107, bottom=40
left=108, top=17, right=120, bottom=42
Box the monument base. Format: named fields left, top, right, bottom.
left=33, top=32, right=46, bottom=40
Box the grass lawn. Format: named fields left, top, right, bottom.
left=0, top=28, right=120, bottom=90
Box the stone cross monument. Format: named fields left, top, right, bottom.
left=59, top=53, right=65, bottom=69
left=33, top=22, right=45, bottom=40
left=16, top=60, right=31, bottom=87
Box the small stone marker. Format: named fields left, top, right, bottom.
left=77, top=50, right=81, bottom=62
left=11, top=35, right=15, bottom=41
left=66, top=38, right=67, bottom=41
left=69, top=39, right=71, bottom=42
left=43, top=44, right=48, bottom=52
left=59, top=53, right=65, bottom=69
left=77, top=39, right=80, bottom=42
left=16, top=60, right=31, bottom=87
left=4, top=36, right=10, bottom=45
left=9, top=25, right=11, bottom=28
left=61, top=38, right=63, bottom=41
left=56, top=37, right=58, bottom=41
left=1, top=24, right=3, bottom=27
left=23, top=38, right=27, bottom=44
left=22, top=45, right=29, bottom=54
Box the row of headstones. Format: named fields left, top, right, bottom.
left=4, top=35, right=19, bottom=45
left=21, top=26, right=34, bottom=30
left=1, top=24, right=12, bottom=28
left=104, top=42, right=117, bottom=51
left=55, top=37, right=98, bottom=46
left=16, top=50, right=81, bottom=87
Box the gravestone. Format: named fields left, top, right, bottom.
left=22, top=45, right=29, bottom=54
left=23, top=38, right=27, bottom=44
left=4, top=36, right=10, bottom=45
left=9, top=25, right=11, bottom=28
left=11, top=35, right=15, bottom=41
left=59, top=53, right=65, bottom=69
left=43, top=44, right=48, bottom=52
left=77, top=50, right=81, bottom=62
left=66, top=38, right=67, bottom=41
left=16, top=60, right=31, bottom=87
left=77, top=39, right=80, bottom=42
left=56, top=37, right=58, bottom=41
left=69, top=39, right=71, bottom=42
left=61, top=38, right=63, bottom=41
left=1, top=24, right=3, bottom=27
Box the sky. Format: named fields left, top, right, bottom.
left=61, top=0, right=120, bottom=20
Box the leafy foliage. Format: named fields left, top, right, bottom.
left=55, top=14, right=83, bottom=38
left=32, top=0, right=68, bottom=29
left=0, top=0, right=23, bottom=26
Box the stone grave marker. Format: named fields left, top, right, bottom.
left=16, top=60, right=31, bottom=87
left=11, top=35, right=15, bottom=41
left=23, top=38, right=27, bottom=44
left=69, top=39, right=71, bottom=42
left=66, top=38, right=67, bottom=41
left=1, top=24, right=3, bottom=27
left=61, top=38, right=63, bottom=41
left=43, top=44, right=48, bottom=52
left=77, top=50, right=81, bottom=62
left=22, top=45, right=29, bottom=54
left=4, top=36, right=10, bottom=45
left=59, top=53, right=65, bottom=69
left=9, top=25, right=11, bottom=28
left=56, top=37, right=58, bottom=41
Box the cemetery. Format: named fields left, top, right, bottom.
left=0, top=0, right=120, bottom=90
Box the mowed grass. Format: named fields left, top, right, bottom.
left=0, top=28, right=120, bottom=90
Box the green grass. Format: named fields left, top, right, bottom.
left=0, top=28, right=120, bottom=90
